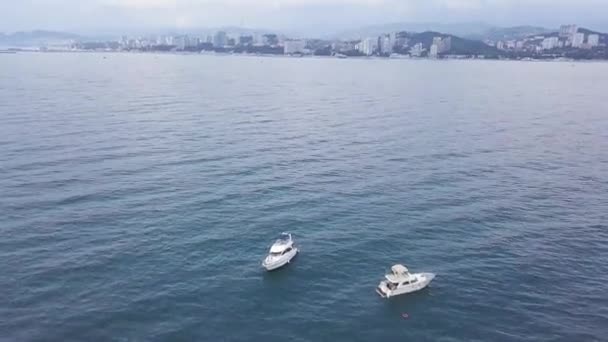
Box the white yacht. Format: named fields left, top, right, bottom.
left=376, top=264, right=435, bottom=298
left=262, top=233, right=298, bottom=271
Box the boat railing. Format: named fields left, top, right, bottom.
left=277, top=233, right=292, bottom=242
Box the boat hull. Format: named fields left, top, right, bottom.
left=262, top=248, right=298, bottom=271
left=377, top=273, right=435, bottom=298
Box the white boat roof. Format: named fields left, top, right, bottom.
left=386, top=273, right=414, bottom=283
left=385, top=264, right=412, bottom=283
left=392, top=264, right=409, bottom=274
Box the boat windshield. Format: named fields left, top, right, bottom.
left=270, top=247, right=292, bottom=257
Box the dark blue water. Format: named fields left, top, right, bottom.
left=1, top=53, right=608, bottom=341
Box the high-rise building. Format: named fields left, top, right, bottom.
left=441, top=37, right=452, bottom=52
left=541, top=37, right=559, bottom=50
left=357, top=38, right=377, bottom=56
left=432, top=36, right=451, bottom=54
left=559, top=25, right=578, bottom=38
left=378, top=34, right=393, bottom=55
left=393, top=31, right=409, bottom=49
left=572, top=32, right=585, bottom=48
left=213, top=31, right=227, bottom=47
left=432, top=37, right=443, bottom=47
left=283, top=40, right=306, bottom=54
left=588, top=34, right=600, bottom=47
left=429, top=44, right=438, bottom=58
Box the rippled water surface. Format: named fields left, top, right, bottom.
left=1, top=53, right=608, bottom=341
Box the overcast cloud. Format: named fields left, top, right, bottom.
left=1, top=0, right=607, bottom=34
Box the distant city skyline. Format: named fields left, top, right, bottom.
left=2, top=0, right=608, bottom=36
left=7, top=20, right=604, bottom=61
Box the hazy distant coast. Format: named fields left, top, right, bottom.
left=2, top=23, right=608, bottom=61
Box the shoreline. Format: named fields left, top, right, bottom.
left=4, top=48, right=608, bottom=63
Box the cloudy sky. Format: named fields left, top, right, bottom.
left=2, top=0, right=607, bottom=34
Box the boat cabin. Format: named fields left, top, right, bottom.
left=268, top=233, right=294, bottom=256
left=385, top=264, right=418, bottom=289
left=269, top=244, right=294, bottom=256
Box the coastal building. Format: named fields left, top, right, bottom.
left=432, top=37, right=442, bottom=47
left=442, top=37, right=452, bottom=52
left=393, top=31, right=409, bottom=49
left=496, top=41, right=505, bottom=50
left=541, top=37, right=559, bottom=50
left=344, top=41, right=358, bottom=52
left=432, top=36, right=452, bottom=53
left=429, top=44, right=438, bottom=58
left=358, top=38, right=377, bottom=56
left=284, top=40, right=306, bottom=54
left=264, top=34, right=279, bottom=46
left=187, top=37, right=200, bottom=48
left=135, top=38, right=147, bottom=48
left=239, top=35, right=253, bottom=46
left=409, top=43, right=425, bottom=57
left=253, top=33, right=265, bottom=46
left=277, top=35, right=287, bottom=46
left=174, top=35, right=187, bottom=50
left=213, top=31, right=227, bottom=47
left=559, top=24, right=578, bottom=38
left=333, top=41, right=357, bottom=53
left=588, top=34, right=600, bottom=47
left=572, top=32, right=585, bottom=48
left=155, top=36, right=166, bottom=45
left=227, top=34, right=239, bottom=46
left=378, top=34, right=392, bottom=55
